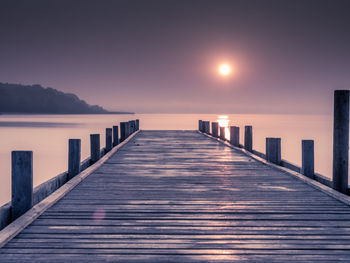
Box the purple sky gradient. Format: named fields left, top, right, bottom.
left=0, top=0, right=349, bottom=113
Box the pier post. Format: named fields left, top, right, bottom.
left=198, top=120, right=203, bottom=131
left=113, top=126, right=119, bottom=147
left=68, top=139, right=81, bottom=180
left=302, top=140, right=314, bottom=179
left=136, top=119, right=140, bottom=130
left=133, top=120, right=137, bottom=132
left=120, top=122, right=127, bottom=142
left=128, top=121, right=134, bottom=134
left=11, top=151, right=33, bottom=220
left=212, top=122, right=219, bottom=137
left=333, top=90, right=349, bottom=194
left=230, top=126, right=240, bottom=147
left=132, top=120, right=136, bottom=133
left=219, top=126, right=225, bottom=140
left=105, top=128, right=113, bottom=152
left=266, top=138, right=281, bottom=165
left=90, top=134, right=100, bottom=164
left=244, top=126, right=253, bottom=152
left=127, top=121, right=132, bottom=136
left=203, top=121, right=210, bottom=134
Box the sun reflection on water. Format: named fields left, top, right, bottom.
left=217, top=116, right=230, bottom=140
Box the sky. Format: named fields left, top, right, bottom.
left=0, top=0, right=349, bottom=114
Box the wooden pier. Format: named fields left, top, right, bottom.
left=1, top=129, right=350, bottom=262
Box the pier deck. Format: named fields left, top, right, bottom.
left=1, top=130, right=350, bottom=262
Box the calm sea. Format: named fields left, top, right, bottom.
left=0, top=113, right=335, bottom=205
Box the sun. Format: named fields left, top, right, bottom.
left=218, top=63, right=231, bottom=76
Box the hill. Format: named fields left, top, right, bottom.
left=0, top=83, right=132, bottom=114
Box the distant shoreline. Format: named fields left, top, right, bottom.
left=0, top=112, right=134, bottom=115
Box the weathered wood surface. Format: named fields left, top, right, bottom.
left=1, top=130, right=350, bottom=262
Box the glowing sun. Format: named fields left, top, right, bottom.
left=218, top=63, right=231, bottom=76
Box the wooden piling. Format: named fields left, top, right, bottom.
left=90, top=134, right=100, bottom=164
left=302, top=140, right=314, bottom=179
left=128, top=121, right=134, bottom=134
left=198, top=120, right=203, bottom=131
left=11, top=151, right=33, bottom=220
left=120, top=122, right=127, bottom=142
left=105, top=128, right=113, bottom=152
left=136, top=119, right=140, bottom=130
left=230, top=126, right=240, bottom=147
left=266, top=138, right=281, bottom=165
left=244, top=126, right=253, bottom=152
left=133, top=120, right=137, bottom=132
left=219, top=126, right=225, bottom=140
left=132, top=120, right=137, bottom=133
left=333, top=90, right=349, bottom=194
left=112, top=126, right=119, bottom=147
left=126, top=122, right=130, bottom=136
left=68, top=139, right=81, bottom=180
left=203, top=121, right=210, bottom=134
left=212, top=122, right=219, bottom=137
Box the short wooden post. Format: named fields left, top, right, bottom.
left=113, top=126, right=119, bottom=147
left=333, top=90, right=349, bottom=194
left=266, top=138, right=281, bottom=165
left=212, top=122, right=219, bottom=137
left=244, top=126, right=253, bottom=152
left=219, top=126, right=225, bottom=140
left=133, top=120, right=137, bottom=132
left=132, top=120, right=136, bottom=132
left=105, top=128, right=112, bottom=152
left=203, top=121, right=210, bottom=134
left=120, top=122, right=127, bottom=142
left=11, top=151, right=33, bottom=220
left=68, top=139, right=81, bottom=180
left=90, top=134, right=100, bottom=164
left=128, top=120, right=134, bottom=134
left=302, top=140, right=314, bottom=179
left=126, top=121, right=131, bottom=136
left=230, top=126, right=239, bottom=146
left=136, top=119, right=140, bottom=130
left=198, top=120, right=203, bottom=131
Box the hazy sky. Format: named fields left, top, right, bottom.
left=0, top=0, right=349, bottom=113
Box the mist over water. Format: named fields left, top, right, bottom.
left=0, top=113, right=335, bottom=205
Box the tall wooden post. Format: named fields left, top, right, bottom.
left=212, top=122, right=219, bottom=137
left=203, top=121, right=210, bottom=134
left=198, top=120, right=203, bottom=131
left=266, top=138, right=281, bottom=165
left=136, top=119, right=140, bottom=130
left=230, top=126, right=239, bottom=147
left=11, top=151, right=33, bottom=220
left=68, top=139, right=81, bottom=180
left=90, top=134, right=100, bottom=164
left=113, top=126, right=119, bottom=147
left=302, top=140, right=314, bottom=179
left=333, top=90, right=349, bottom=194
left=219, top=127, right=225, bottom=140
left=120, top=122, right=127, bottom=142
left=244, top=126, right=253, bottom=152
left=105, top=128, right=113, bottom=152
